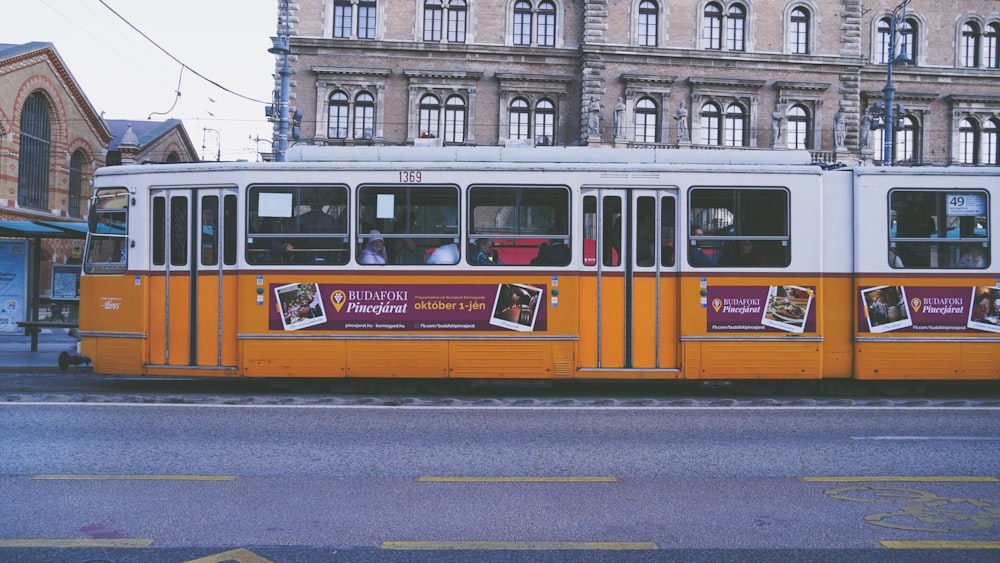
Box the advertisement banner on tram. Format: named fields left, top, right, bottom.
left=269, top=282, right=547, bottom=332
left=858, top=285, right=1000, bottom=334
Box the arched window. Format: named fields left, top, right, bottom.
left=535, top=99, right=555, bottom=145
left=986, top=23, right=1000, bottom=69
left=509, top=97, right=531, bottom=140
left=419, top=94, right=441, bottom=138
left=424, top=0, right=443, bottom=41
left=962, top=23, right=980, bottom=68
left=899, top=18, right=917, bottom=63
left=448, top=0, right=467, bottom=43
left=354, top=92, right=375, bottom=140
left=789, top=7, right=809, bottom=54
left=724, top=103, right=746, bottom=146
left=876, top=17, right=892, bottom=64
left=443, top=95, right=466, bottom=143
left=703, top=3, right=722, bottom=50
left=727, top=4, right=746, bottom=52
left=328, top=91, right=349, bottom=139
left=513, top=1, right=532, bottom=45
left=69, top=149, right=85, bottom=218
left=18, top=91, right=51, bottom=210
left=959, top=118, right=979, bottom=164
left=700, top=102, right=722, bottom=145
left=786, top=105, right=810, bottom=150
left=537, top=1, right=556, bottom=47
left=638, top=0, right=658, bottom=47
left=635, top=97, right=658, bottom=143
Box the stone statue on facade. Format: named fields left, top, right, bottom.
left=673, top=101, right=689, bottom=144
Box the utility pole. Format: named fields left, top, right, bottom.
left=269, top=0, right=291, bottom=162
left=880, top=0, right=911, bottom=166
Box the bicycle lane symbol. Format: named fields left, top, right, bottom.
left=823, top=486, right=1000, bottom=533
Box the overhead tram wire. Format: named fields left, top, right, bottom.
left=98, top=0, right=269, bottom=106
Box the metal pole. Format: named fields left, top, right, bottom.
left=882, top=0, right=910, bottom=167
left=270, top=0, right=291, bottom=162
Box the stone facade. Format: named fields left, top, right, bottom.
left=276, top=0, right=1000, bottom=165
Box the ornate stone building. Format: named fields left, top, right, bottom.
left=275, top=0, right=1000, bottom=166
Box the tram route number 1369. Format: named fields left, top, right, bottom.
left=400, top=170, right=423, bottom=183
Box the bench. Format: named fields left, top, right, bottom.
left=16, top=321, right=79, bottom=352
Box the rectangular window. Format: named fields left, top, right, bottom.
left=424, top=6, right=442, bottom=41
left=468, top=185, right=571, bottom=266
left=538, top=13, right=555, bottom=47
left=889, top=190, right=990, bottom=269
left=513, top=12, right=531, bottom=45
left=201, top=196, right=219, bottom=266
left=688, top=188, right=791, bottom=267
left=357, top=185, right=459, bottom=265
left=358, top=0, right=376, bottom=39
left=84, top=188, right=129, bottom=274
left=333, top=1, right=352, bottom=38
left=448, top=9, right=466, bottom=42
left=247, top=185, right=349, bottom=265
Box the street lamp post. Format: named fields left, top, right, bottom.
left=269, top=0, right=292, bottom=162
left=880, top=0, right=911, bottom=167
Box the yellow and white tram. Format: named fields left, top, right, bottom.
left=73, top=147, right=999, bottom=387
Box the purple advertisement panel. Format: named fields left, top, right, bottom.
left=858, top=285, right=1000, bottom=334
left=268, top=282, right=547, bottom=332
left=707, top=285, right=817, bottom=333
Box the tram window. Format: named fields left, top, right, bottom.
left=356, top=185, right=459, bottom=265
left=83, top=188, right=129, bottom=275
left=246, top=185, right=348, bottom=265
left=468, top=185, right=571, bottom=266
left=888, top=189, right=989, bottom=269
left=170, top=197, right=188, bottom=267
left=223, top=195, right=237, bottom=265
left=201, top=196, right=218, bottom=266
left=688, top=187, right=790, bottom=267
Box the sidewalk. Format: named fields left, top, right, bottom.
left=0, top=329, right=84, bottom=372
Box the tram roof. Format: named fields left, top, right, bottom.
left=285, top=146, right=816, bottom=166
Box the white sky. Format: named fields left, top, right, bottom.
left=3, top=0, right=278, bottom=161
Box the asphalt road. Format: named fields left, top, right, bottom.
left=1, top=403, right=998, bottom=562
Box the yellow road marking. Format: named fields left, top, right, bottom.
left=882, top=541, right=1000, bottom=549
left=381, top=541, right=657, bottom=550
left=184, top=548, right=275, bottom=562
left=0, top=539, right=153, bottom=548
left=31, top=474, right=237, bottom=481
left=418, top=476, right=619, bottom=483
left=799, top=476, right=998, bottom=482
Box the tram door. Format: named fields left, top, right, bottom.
left=580, top=189, right=679, bottom=371
left=148, top=188, right=238, bottom=369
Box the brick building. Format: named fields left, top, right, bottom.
left=0, top=43, right=198, bottom=307
left=276, top=0, right=1000, bottom=166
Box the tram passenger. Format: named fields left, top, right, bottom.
left=426, top=239, right=460, bottom=264
left=472, top=238, right=502, bottom=265
left=689, top=225, right=716, bottom=266
left=958, top=245, right=986, bottom=268
left=736, top=240, right=768, bottom=266
left=359, top=230, right=388, bottom=264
